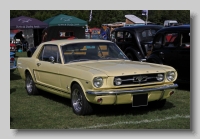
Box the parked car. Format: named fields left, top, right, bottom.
left=164, top=20, right=178, bottom=27
left=17, top=39, right=178, bottom=115
left=146, top=25, right=190, bottom=83
left=110, top=25, right=163, bottom=61
left=10, top=52, right=16, bottom=73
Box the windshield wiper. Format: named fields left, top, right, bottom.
left=68, top=59, right=90, bottom=63
left=99, top=57, right=120, bottom=60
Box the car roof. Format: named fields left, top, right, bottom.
left=112, top=25, right=164, bottom=32
left=42, top=39, right=112, bottom=46
left=157, top=25, right=190, bottom=33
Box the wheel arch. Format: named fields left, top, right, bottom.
left=70, top=79, right=92, bottom=102
left=124, top=47, right=142, bottom=61
left=24, top=69, right=37, bottom=82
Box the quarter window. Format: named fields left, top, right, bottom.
left=39, top=45, right=61, bottom=63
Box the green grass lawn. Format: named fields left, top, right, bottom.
left=10, top=52, right=190, bottom=129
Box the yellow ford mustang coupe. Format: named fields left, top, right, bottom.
left=17, top=39, right=178, bottom=115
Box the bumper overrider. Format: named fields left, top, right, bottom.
left=86, top=84, right=178, bottom=95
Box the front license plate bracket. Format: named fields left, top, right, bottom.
left=132, top=93, right=148, bottom=107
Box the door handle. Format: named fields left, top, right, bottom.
left=37, top=63, right=41, bottom=66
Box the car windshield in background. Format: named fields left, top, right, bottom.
left=61, top=42, right=128, bottom=63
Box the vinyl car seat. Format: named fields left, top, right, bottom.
left=86, top=48, right=99, bottom=59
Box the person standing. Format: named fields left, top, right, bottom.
left=14, top=31, right=28, bottom=51
left=100, top=24, right=110, bottom=40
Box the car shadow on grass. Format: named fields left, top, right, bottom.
left=92, top=101, right=175, bottom=116
left=10, top=73, right=22, bottom=80
left=39, top=90, right=71, bottom=107
left=10, top=88, right=16, bottom=94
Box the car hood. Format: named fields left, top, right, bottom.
left=72, top=60, right=174, bottom=76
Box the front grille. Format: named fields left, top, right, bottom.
left=114, top=73, right=164, bottom=86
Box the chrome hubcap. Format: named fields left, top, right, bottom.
left=72, top=89, right=82, bottom=112
left=26, top=76, right=33, bottom=93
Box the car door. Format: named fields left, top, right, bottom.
left=34, top=44, right=62, bottom=89
left=115, top=31, right=125, bottom=51
left=176, top=31, right=190, bottom=81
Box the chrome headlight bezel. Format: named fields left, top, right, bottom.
left=166, top=71, right=176, bottom=81
left=93, top=77, right=103, bottom=88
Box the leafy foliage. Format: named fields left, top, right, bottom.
left=10, top=10, right=190, bottom=27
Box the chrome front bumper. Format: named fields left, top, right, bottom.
left=86, top=84, right=178, bottom=95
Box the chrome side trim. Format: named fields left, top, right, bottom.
left=86, top=84, right=178, bottom=95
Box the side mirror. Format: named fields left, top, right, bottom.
left=49, top=56, right=55, bottom=63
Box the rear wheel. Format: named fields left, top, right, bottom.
left=71, top=84, right=93, bottom=115
left=25, top=72, right=39, bottom=95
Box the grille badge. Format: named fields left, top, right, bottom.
left=133, top=75, right=148, bottom=83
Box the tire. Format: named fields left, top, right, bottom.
left=25, top=72, right=39, bottom=95
left=149, top=99, right=166, bottom=109
left=126, top=52, right=138, bottom=61
left=71, top=84, right=93, bottom=115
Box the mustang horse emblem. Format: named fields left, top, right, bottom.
left=133, top=75, right=148, bottom=83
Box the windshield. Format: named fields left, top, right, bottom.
left=61, top=42, right=128, bottom=63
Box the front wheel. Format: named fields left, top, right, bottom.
left=71, top=84, right=93, bottom=115
left=25, top=72, right=39, bottom=95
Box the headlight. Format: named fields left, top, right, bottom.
left=93, top=77, right=103, bottom=88
left=166, top=71, right=176, bottom=81
left=114, top=78, right=122, bottom=85
left=156, top=73, right=164, bottom=81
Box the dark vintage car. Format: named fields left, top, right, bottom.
left=110, top=25, right=163, bottom=61
left=146, top=25, right=190, bottom=83
left=27, top=26, right=85, bottom=57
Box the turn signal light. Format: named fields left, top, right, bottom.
left=97, top=98, right=103, bottom=103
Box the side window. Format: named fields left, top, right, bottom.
left=111, top=31, right=116, bottom=42
left=142, top=31, right=147, bottom=37
left=164, top=33, right=179, bottom=48
left=180, top=31, right=190, bottom=48
left=39, top=45, right=61, bottom=63
left=116, top=31, right=124, bottom=42
left=151, top=30, right=156, bottom=36
left=124, top=32, right=133, bottom=42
